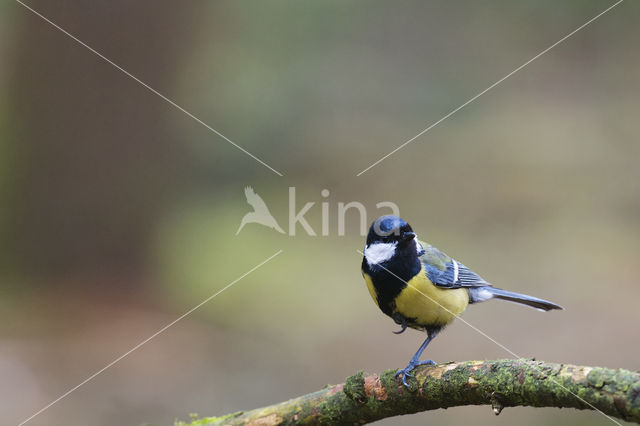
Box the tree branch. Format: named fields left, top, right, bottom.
left=177, top=359, right=640, bottom=425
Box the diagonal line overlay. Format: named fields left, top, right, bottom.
left=357, top=249, right=621, bottom=425
left=15, top=0, right=284, bottom=177
left=17, top=250, right=283, bottom=426
left=356, top=0, right=624, bottom=176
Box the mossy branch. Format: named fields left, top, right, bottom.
left=177, top=359, right=640, bottom=425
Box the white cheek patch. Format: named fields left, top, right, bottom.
left=414, top=238, right=424, bottom=255
left=364, top=242, right=397, bottom=266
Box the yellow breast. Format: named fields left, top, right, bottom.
left=362, top=272, right=380, bottom=308
left=394, top=264, right=469, bottom=327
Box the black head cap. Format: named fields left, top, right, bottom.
left=366, top=215, right=415, bottom=245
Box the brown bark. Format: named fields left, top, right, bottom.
left=177, top=359, right=640, bottom=425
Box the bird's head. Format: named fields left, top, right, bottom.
left=364, top=215, right=423, bottom=267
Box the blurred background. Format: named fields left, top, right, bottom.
left=1, top=1, right=639, bottom=425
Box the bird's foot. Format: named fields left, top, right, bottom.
left=395, top=359, right=436, bottom=387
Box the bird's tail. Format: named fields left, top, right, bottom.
left=470, top=287, right=563, bottom=311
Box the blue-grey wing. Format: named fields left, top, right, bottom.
left=420, top=244, right=491, bottom=289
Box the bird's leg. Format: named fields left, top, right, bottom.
left=395, top=329, right=440, bottom=387
left=392, top=313, right=408, bottom=335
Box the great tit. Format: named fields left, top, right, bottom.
left=361, top=215, right=563, bottom=386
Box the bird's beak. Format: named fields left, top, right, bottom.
left=402, top=232, right=416, bottom=241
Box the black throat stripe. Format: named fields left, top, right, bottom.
left=361, top=255, right=421, bottom=318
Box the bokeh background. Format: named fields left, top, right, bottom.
left=1, top=1, right=639, bottom=425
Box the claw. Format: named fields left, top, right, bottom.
left=395, top=369, right=413, bottom=378
left=396, top=359, right=436, bottom=388
left=395, top=368, right=413, bottom=387
left=392, top=314, right=408, bottom=335
left=393, top=322, right=407, bottom=335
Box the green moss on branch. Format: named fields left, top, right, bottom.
left=176, top=359, right=640, bottom=425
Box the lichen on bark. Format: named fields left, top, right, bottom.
left=175, top=359, right=640, bottom=425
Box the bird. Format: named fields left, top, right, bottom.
left=361, top=215, right=563, bottom=387
left=236, top=186, right=285, bottom=235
